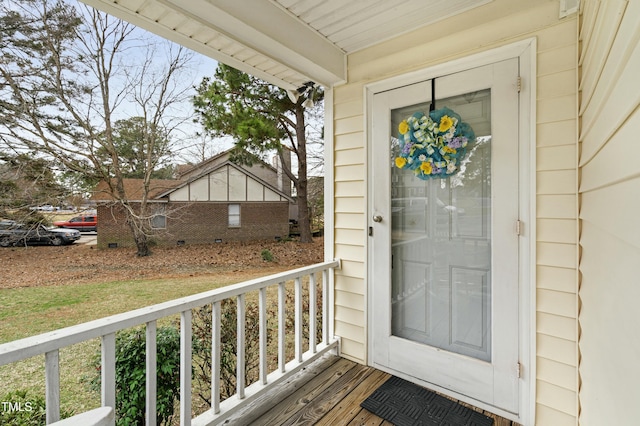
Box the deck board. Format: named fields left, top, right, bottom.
left=316, top=368, right=390, bottom=426
left=250, top=357, right=361, bottom=425
left=278, top=363, right=374, bottom=425
left=231, top=354, right=521, bottom=425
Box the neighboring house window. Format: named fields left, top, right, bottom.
left=228, top=204, right=240, bottom=227
left=151, top=206, right=167, bottom=229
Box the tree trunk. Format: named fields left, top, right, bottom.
left=296, top=176, right=313, bottom=243
left=126, top=210, right=151, bottom=257
left=294, top=104, right=313, bottom=243
left=133, top=232, right=151, bottom=257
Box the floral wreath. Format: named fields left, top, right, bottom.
left=394, top=107, right=476, bottom=179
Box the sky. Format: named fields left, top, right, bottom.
left=68, top=0, right=225, bottom=164
left=69, top=0, right=322, bottom=173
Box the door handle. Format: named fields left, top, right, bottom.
left=372, top=215, right=383, bottom=223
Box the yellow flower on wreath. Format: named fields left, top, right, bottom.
left=439, top=115, right=453, bottom=133
left=420, top=161, right=432, bottom=175
left=442, top=146, right=457, bottom=154
left=395, top=157, right=407, bottom=168
left=398, top=120, right=410, bottom=135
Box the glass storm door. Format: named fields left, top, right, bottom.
left=370, top=59, right=520, bottom=414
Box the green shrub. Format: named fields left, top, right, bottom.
left=0, top=389, right=73, bottom=425
left=90, top=326, right=181, bottom=425
left=260, top=249, right=274, bottom=262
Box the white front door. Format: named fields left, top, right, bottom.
left=370, top=59, right=521, bottom=414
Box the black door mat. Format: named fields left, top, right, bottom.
left=360, top=376, right=494, bottom=426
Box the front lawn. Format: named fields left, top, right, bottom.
left=0, top=271, right=290, bottom=422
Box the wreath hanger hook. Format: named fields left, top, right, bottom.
left=430, top=78, right=436, bottom=112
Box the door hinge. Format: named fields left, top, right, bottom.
left=516, top=362, right=522, bottom=378
left=516, top=76, right=522, bottom=93
left=515, top=220, right=523, bottom=236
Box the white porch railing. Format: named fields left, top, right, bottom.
left=0, top=259, right=341, bottom=426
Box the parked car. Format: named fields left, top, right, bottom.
left=53, top=215, right=97, bottom=232
left=0, top=221, right=81, bottom=247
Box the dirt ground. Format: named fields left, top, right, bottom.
left=0, top=238, right=324, bottom=289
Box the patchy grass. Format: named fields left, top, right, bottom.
left=0, top=270, right=292, bottom=416
left=0, top=271, right=282, bottom=343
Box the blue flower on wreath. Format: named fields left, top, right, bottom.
left=394, top=107, right=476, bottom=180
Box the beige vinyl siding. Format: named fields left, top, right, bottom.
left=333, top=82, right=367, bottom=362
left=332, top=0, right=579, bottom=423
left=578, top=1, right=640, bottom=424
left=526, top=12, right=580, bottom=423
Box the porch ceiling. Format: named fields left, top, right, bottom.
left=78, top=0, right=491, bottom=89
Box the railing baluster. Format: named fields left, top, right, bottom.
left=180, top=310, right=192, bottom=426
left=309, top=273, right=317, bottom=354
left=322, top=269, right=329, bottom=345
left=259, top=287, right=267, bottom=385
left=330, top=265, right=338, bottom=347
left=146, top=321, right=157, bottom=426
left=236, top=294, right=246, bottom=399
left=0, top=260, right=340, bottom=426
left=102, top=333, right=116, bottom=423
left=278, top=281, right=286, bottom=373
left=45, top=350, right=60, bottom=424
left=294, top=277, right=302, bottom=363
left=212, top=301, right=221, bottom=414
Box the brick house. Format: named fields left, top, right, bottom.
left=93, top=151, right=293, bottom=248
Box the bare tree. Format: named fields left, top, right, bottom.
left=177, top=132, right=225, bottom=166
left=1, top=0, right=195, bottom=256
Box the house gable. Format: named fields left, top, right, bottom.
left=178, top=150, right=291, bottom=197
left=165, top=162, right=292, bottom=203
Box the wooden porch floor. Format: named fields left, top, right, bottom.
left=226, top=354, right=521, bottom=425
